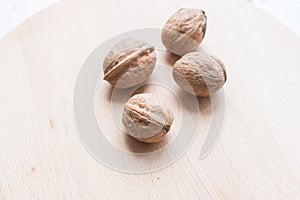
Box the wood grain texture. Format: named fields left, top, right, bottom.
left=0, top=0, right=300, bottom=199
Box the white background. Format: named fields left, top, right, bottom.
left=0, top=0, right=299, bottom=40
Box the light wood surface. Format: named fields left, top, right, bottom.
left=1, top=0, right=300, bottom=199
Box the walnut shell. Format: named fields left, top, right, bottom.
left=161, top=8, right=207, bottom=56
left=122, top=93, right=174, bottom=143
left=103, top=38, right=157, bottom=88
left=173, top=51, right=227, bottom=97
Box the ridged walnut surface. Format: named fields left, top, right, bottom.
left=173, top=51, right=227, bottom=97
left=161, top=8, right=207, bottom=56
left=122, top=93, right=174, bottom=143
left=103, top=38, right=157, bottom=88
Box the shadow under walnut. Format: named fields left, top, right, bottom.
left=124, top=133, right=168, bottom=154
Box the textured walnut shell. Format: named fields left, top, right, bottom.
left=122, top=93, right=174, bottom=143
left=173, top=51, right=227, bottom=97
left=103, top=38, right=157, bottom=88
left=161, top=8, right=207, bottom=56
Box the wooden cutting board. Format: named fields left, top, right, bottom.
left=0, top=0, right=300, bottom=199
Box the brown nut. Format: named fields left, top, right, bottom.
left=103, top=38, right=157, bottom=88
left=161, top=8, right=207, bottom=56
left=122, top=93, right=174, bottom=143
left=173, top=51, right=227, bottom=97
